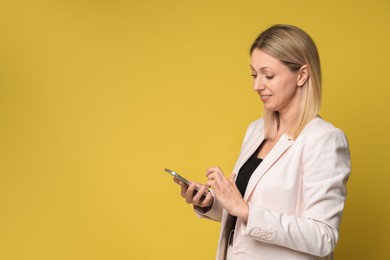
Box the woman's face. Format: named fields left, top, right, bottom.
left=250, top=49, right=306, bottom=117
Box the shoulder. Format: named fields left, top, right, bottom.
left=240, top=118, right=264, bottom=144
left=247, top=118, right=264, bottom=132
left=301, top=117, right=345, bottom=137
left=297, top=117, right=349, bottom=148
left=297, top=118, right=351, bottom=179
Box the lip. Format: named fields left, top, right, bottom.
left=260, top=94, right=271, bottom=102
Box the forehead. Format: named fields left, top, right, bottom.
left=250, top=49, right=285, bottom=71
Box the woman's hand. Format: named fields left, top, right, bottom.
left=205, top=166, right=249, bottom=222
left=173, top=178, right=214, bottom=209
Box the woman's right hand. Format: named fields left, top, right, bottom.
left=173, top=178, right=214, bottom=208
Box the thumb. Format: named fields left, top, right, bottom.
left=228, top=173, right=236, bottom=183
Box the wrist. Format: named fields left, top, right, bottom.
left=194, top=205, right=212, bottom=214
left=231, top=200, right=249, bottom=222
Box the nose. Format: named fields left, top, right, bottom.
left=253, top=77, right=266, bottom=91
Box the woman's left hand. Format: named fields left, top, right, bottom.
left=205, top=166, right=249, bottom=222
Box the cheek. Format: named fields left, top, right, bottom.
left=269, top=79, right=291, bottom=94
left=279, top=77, right=298, bottom=94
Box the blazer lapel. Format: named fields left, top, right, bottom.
left=243, top=134, right=294, bottom=200
left=233, top=128, right=264, bottom=174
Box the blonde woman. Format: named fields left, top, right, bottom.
left=175, top=24, right=351, bottom=260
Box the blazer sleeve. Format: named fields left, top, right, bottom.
left=240, top=127, right=351, bottom=257
left=194, top=191, right=224, bottom=222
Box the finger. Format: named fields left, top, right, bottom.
left=213, top=171, right=225, bottom=184
left=185, top=183, right=197, bottom=204
left=206, top=166, right=222, bottom=177
left=192, top=185, right=208, bottom=205
left=206, top=167, right=215, bottom=177
left=199, top=190, right=214, bottom=208
left=193, top=181, right=204, bottom=190
left=206, top=171, right=224, bottom=185
left=227, top=174, right=242, bottom=195
left=213, top=171, right=229, bottom=190
left=178, top=181, right=188, bottom=197
left=205, top=179, right=215, bottom=189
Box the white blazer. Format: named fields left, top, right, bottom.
left=198, top=117, right=351, bottom=260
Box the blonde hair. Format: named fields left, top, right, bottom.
left=250, top=24, right=322, bottom=140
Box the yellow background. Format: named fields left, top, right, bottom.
left=0, top=0, right=389, bottom=259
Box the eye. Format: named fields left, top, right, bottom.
left=250, top=74, right=257, bottom=79
left=265, top=75, right=274, bottom=80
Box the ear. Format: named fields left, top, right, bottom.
left=297, top=65, right=309, bottom=87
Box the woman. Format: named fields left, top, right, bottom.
left=175, top=24, right=351, bottom=260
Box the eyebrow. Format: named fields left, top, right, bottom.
left=250, top=65, right=275, bottom=71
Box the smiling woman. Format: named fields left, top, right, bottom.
left=173, top=24, right=351, bottom=260
left=0, top=0, right=389, bottom=259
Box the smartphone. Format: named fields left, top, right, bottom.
left=164, top=168, right=192, bottom=187
left=164, top=168, right=210, bottom=199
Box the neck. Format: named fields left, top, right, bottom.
left=278, top=115, right=295, bottom=133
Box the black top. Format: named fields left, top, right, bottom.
left=228, top=145, right=263, bottom=234
left=236, top=146, right=263, bottom=197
